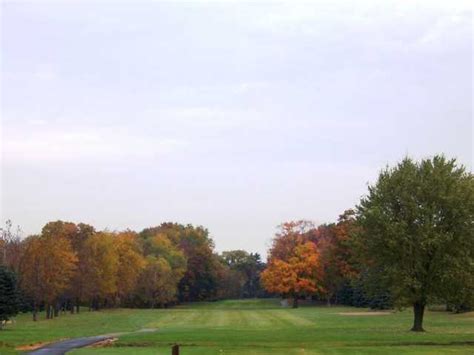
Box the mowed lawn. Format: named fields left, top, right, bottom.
left=1, top=299, right=473, bottom=354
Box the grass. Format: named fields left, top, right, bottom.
left=1, top=299, right=473, bottom=354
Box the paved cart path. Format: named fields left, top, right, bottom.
left=28, top=335, right=113, bottom=355
left=28, top=329, right=156, bottom=354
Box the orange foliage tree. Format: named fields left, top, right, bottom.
left=261, top=221, right=323, bottom=308
left=20, top=234, right=77, bottom=320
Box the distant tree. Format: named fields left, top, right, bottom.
left=115, top=231, right=146, bottom=304
left=40, top=221, right=92, bottom=313
left=81, top=232, right=119, bottom=310
left=316, top=212, right=358, bottom=306
left=0, top=266, right=20, bottom=329
left=216, top=256, right=245, bottom=299
left=0, top=220, right=23, bottom=273
left=67, top=223, right=95, bottom=313
left=136, top=256, right=178, bottom=308
left=269, top=221, right=315, bottom=261
left=20, top=234, right=77, bottom=320
left=135, top=230, right=186, bottom=306
left=261, top=241, right=322, bottom=308
left=356, top=156, right=474, bottom=331
left=140, top=223, right=217, bottom=301
left=221, top=250, right=265, bottom=298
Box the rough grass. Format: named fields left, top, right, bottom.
left=1, top=299, right=472, bottom=354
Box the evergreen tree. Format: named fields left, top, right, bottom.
left=0, top=266, right=20, bottom=329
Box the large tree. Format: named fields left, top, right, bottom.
left=356, top=156, right=474, bottom=331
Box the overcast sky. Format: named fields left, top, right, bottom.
left=1, top=0, right=472, bottom=257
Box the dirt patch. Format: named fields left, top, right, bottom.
left=338, top=312, right=392, bottom=316
left=16, top=340, right=58, bottom=351
left=88, top=337, right=118, bottom=348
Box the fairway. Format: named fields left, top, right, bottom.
left=1, top=299, right=473, bottom=354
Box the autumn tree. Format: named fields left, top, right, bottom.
left=81, top=232, right=119, bottom=310
left=262, top=228, right=323, bottom=308
left=0, top=220, right=23, bottom=273
left=137, top=256, right=178, bottom=308
left=138, top=230, right=186, bottom=305
left=20, top=234, right=77, bottom=320
left=315, top=212, right=358, bottom=306
left=115, top=231, right=145, bottom=304
left=140, top=223, right=217, bottom=302
left=67, top=223, right=95, bottom=313
left=356, top=156, right=474, bottom=331
left=40, top=221, right=95, bottom=313
left=269, top=220, right=315, bottom=261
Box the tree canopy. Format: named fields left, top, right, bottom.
left=355, top=156, right=474, bottom=331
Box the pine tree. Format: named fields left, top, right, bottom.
left=0, top=266, right=20, bottom=329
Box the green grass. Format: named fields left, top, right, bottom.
left=1, top=299, right=472, bottom=354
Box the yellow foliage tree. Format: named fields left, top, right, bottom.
left=82, top=232, right=119, bottom=309
left=115, top=231, right=146, bottom=303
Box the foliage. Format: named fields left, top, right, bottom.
left=355, top=156, right=474, bottom=331
left=135, top=231, right=186, bottom=306
left=262, top=230, right=323, bottom=307
left=220, top=250, right=266, bottom=298
left=81, top=232, right=119, bottom=309
left=19, top=233, right=77, bottom=319
left=115, top=231, right=146, bottom=303
left=0, top=266, right=20, bottom=329
left=140, top=223, right=218, bottom=302
left=0, top=220, right=23, bottom=273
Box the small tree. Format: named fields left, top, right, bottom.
left=356, top=156, right=474, bottom=331
left=0, top=266, right=20, bottom=329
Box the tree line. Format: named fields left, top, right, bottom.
left=1, top=155, right=473, bottom=332
left=0, top=221, right=266, bottom=324
left=261, top=156, right=473, bottom=331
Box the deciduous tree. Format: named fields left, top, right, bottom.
left=81, top=232, right=119, bottom=310
left=115, top=231, right=145, bottom=303
left=356, top=156, right=474, bottom=331
left=262, top=240, right=322, bottom=307
left=20, top=234, right=77, bottom=320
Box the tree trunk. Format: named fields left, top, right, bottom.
left=411, top=301, right=426, bottom=332
left=76, top=298, right=80, bottom=313
left=54, top=303, right=60, bottom=317
left=292, top=295, right=299, bottom=308
left=33, top=302, right=38, bottom=321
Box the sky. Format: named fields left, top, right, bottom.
left=1, top=0, right=472, bottom=257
